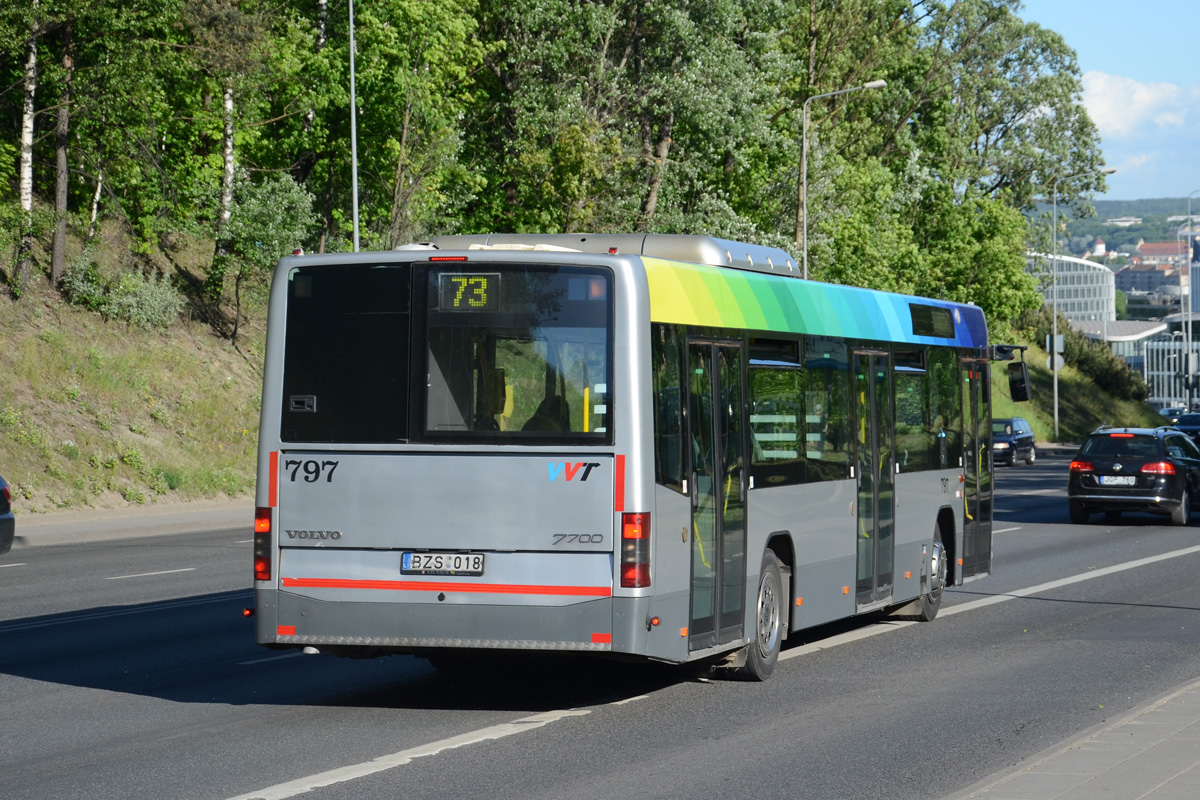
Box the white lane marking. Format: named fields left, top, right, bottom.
left=106, top=568, right=196, bottom=580
left=235, top=539, right=253, bottom=544
left=610, top=695, right=649, bottom=705
left=238, top=652, right=305, bottom=666
left=780, top=620, right=917, bottom=660
left=993, top=527, right=1021, bottom=534
left=228, top=545, right=1200, bottom=799
left=1024, top=488, right=1063, bottom=495
left=781, top=544, right=1200, bottom=663
left=224, top=708, right=591, bottom=800
left=940, top=543, right=1200, bottom=617
left=0, top=562, right=27, bottom=568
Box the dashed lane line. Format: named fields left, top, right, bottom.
left=224, top=709, right=592, bottom=800
left=106, top=567, right=196, bottom=580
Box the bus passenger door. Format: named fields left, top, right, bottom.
left=687, top=341, right=747, bottom=651
left=960, top=359, right=993, bottom=577
left=853, top=350, right=895, bottom=609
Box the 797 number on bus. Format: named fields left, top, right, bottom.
left=283, top=459, right=339, bottom=483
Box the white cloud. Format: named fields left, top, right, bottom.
left=1081, top=71, right=1191, bottom=138
left=1120, top=153, right=1151, bottom=170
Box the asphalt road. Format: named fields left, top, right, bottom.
left=2, top=453, right=1199, bottom=800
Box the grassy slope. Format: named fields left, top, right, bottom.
left=0, top=280, right=263, bottom=513
left=991, top=340, right=1163, bottom=446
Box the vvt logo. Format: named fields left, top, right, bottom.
left=547, top=462, right=602, bottom=481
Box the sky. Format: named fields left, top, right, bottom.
left=1017, top=0, right=1200, bottom=202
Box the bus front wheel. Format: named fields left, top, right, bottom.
left=741, top=551, right=783, bottom=681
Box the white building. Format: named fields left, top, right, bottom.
left=1027, top=252, right=1116, bottom=322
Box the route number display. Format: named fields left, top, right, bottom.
left=438, top=273, right=499, bottom=312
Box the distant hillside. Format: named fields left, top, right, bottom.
left=1094, top=198, right=1195, bottom=219
left=1053, top=197, right=1197, bottom=256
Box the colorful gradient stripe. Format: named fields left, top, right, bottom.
left=643, top=257, right=988, bottom=348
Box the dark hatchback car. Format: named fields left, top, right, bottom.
left=1068, top=427, right=1200, bottom=525
left=0, top=473, right=14, bottom=555
left=992, top=417, right=1036, bottom=466
left=1172, top=413, right=1200, bottom=445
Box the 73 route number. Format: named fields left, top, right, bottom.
left=283, top=459, right=339, bottom=483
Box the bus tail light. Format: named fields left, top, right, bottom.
left=620, top=512, right=650, bottom=588
left=254, top=507, right=272, bottom=582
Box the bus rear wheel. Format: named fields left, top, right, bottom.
left=917, top=526, right=947, bottom=622
left=740, top=551, right=783, bottom=681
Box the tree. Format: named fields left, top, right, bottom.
left=14, top=3, right=42, bottom=296
left=225, top=171, right=316, bottom=343
left=50, top=13, right=72, bottom=284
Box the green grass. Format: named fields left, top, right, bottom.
left=0, top=281, right=262, bottom=514
left=991, top=340, right=1163, bottom=446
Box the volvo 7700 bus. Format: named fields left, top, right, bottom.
left=251, top=234, right=993, bottom=679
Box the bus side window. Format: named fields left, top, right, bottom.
left=803, top=338, right=851, bottom=481
left=748, top=367, right=804, bottom=487
left=651, top=324, right=685, bottom=491
left=894, top=368, right=932, bottom=472
left=929, top=348, right=961, bottom=468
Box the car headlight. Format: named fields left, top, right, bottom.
left=994, top=442, right=1010, bottom=450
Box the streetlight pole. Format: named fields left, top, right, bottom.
left=798, top=79, right=887, bottom=280
left=1185, top=189, right=1200, bottom=409
left=1051, top=166, right=1116, bottom=440
left=1172, top=331, right=1185, bottom=409
left=348, top=0, right=361, bottom=252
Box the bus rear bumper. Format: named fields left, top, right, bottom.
left=256, top=587, right=616, bottom=654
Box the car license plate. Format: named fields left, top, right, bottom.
left=1100, top=475, right=1135, bottom=486
left=401, top=552, right=485, bottom=576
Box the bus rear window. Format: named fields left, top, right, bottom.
left=422, top=265, right=613, bottom=443
left=280, top=263, right=412, bottom=443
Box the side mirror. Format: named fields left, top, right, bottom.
left=1008, top=361, right=1031, bottom=402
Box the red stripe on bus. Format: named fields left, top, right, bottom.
left=591, top=633, right=612, bottom=644
left=277, top=625, right=296, bottom=635
left=268, top=451, right=279, bottom=507
left=614, top=454, right=625, bottom=512
left=281, top=577, right=612, bottom=597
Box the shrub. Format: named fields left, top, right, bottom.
left=1018, top=306, right=1149, bottom=402
left=61, top=258, right=184, bottom=328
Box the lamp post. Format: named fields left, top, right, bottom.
left=348, top=0, right=361, bottom=252
left=1051, top=166, right=1116, bottom=439
left=1172, top=331, right=1186, bottom=409
left=1185, top=189, right=1200, bottom=408
left=798, top=79, right=887, bottom=280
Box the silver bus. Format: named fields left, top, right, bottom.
left=252, top=234, right=993, bottom=679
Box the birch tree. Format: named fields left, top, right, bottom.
left=15, top=6, right=41, bottom=295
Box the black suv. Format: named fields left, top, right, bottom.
left=1068, top=427, right=1200, bottom=525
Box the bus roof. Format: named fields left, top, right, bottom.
left=428, top=233, right=800, bottom=277
left=423, top=233, right=987, bottom=350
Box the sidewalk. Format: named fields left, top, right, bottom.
left=12, top=497, right=252, bottom=548
left=947, top=677, right=1200, bottom=799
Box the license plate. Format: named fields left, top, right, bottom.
left=1100, top=475, right=1136, bottom=486
left=401, top=552, right=485, bottom=576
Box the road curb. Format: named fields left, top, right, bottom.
left=11, top=498, right=253, bottom=548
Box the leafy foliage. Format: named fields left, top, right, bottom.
left=1, top=0, right=1108, bottom=335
